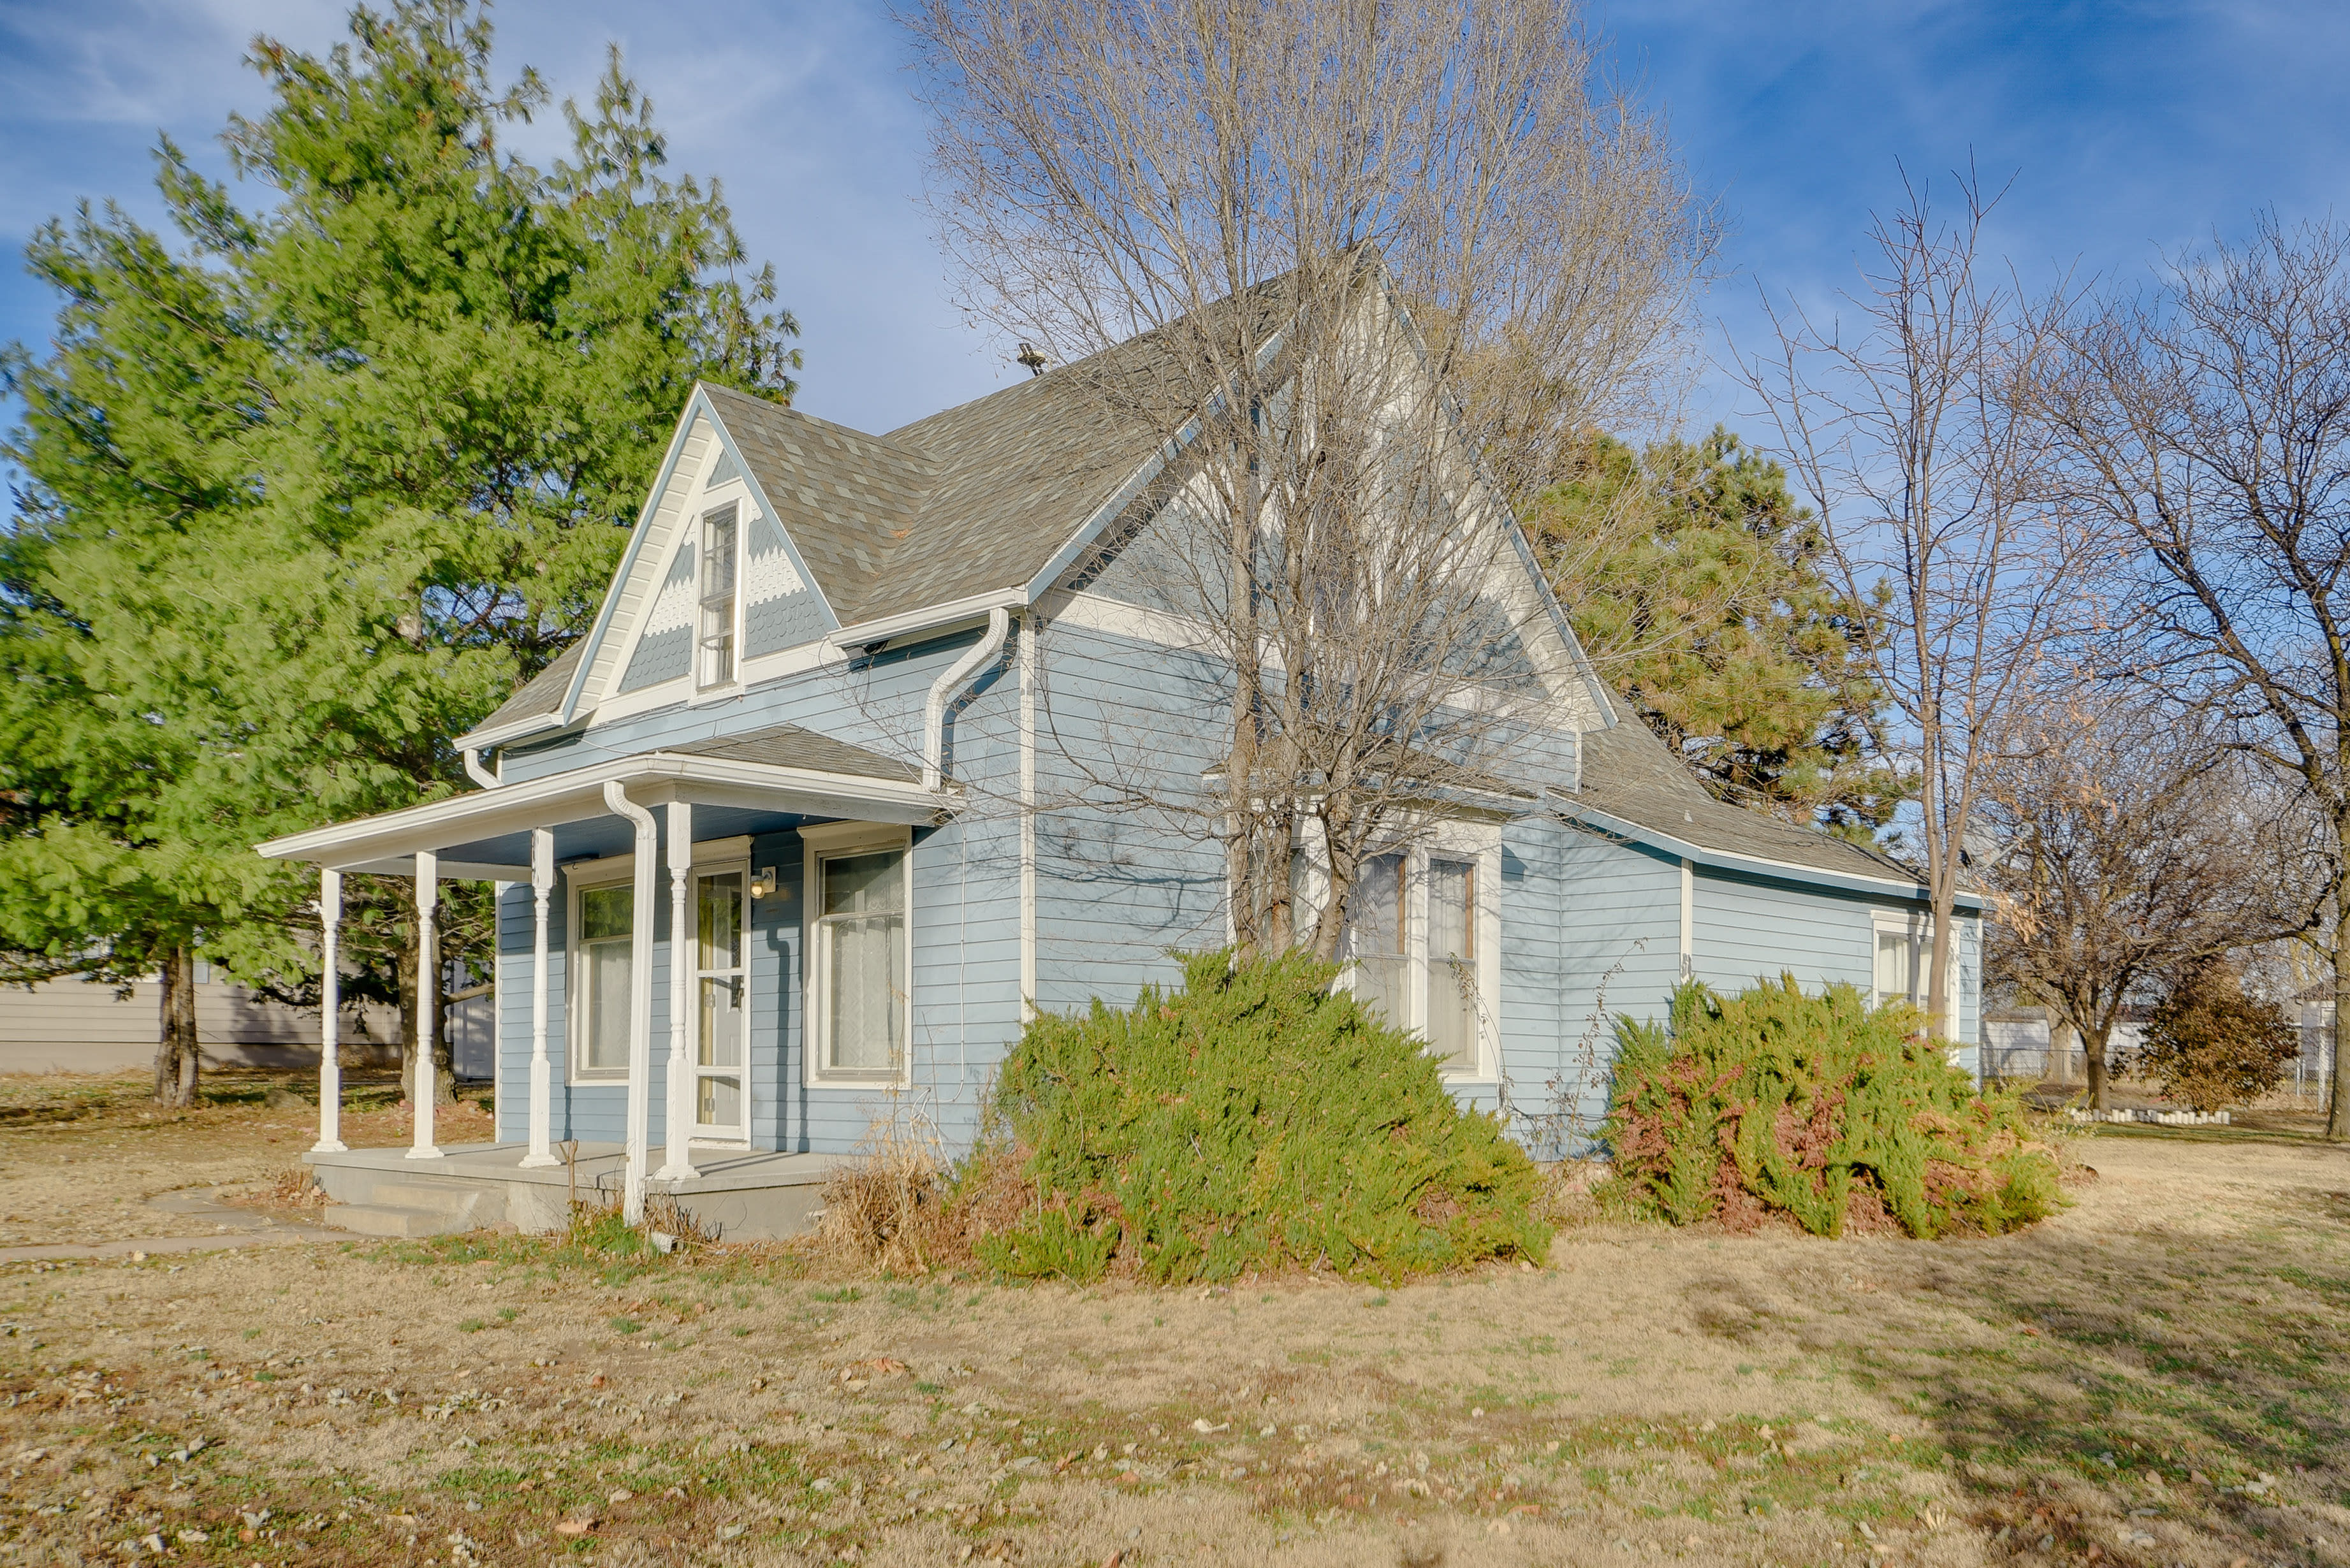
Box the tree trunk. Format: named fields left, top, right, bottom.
left=2084, top=1020, right=2113, bottom=1114
left=153, top=946, right=200, bottom=1109
left=397, top=937, right=419, bottom=1105
left=2330, top=878, right=2350, bottom=1140
left=2047, top=1013, right=2075, bottom=1085
left=428, top=938, right=456, bottom=1107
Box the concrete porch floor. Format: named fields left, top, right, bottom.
left=302, top=1142, right=840, bottom=1242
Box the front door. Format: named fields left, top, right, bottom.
left=694, top=869, right=748, bottom=1142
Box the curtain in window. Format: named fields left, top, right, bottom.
left=579, top=885, right=632, bottom=1071
left=822, top=849, right=905, bottom=1073
left=1426, top=859, right=1478, bottom=1071
left=1346, top=853, right=1409, bottom=1026
left=1876, top=927, right=1920, bottom=1004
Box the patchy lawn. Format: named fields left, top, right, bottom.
left=0, top=1073, right=2346, bottom=1567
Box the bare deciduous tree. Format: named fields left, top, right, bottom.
left=2041, top=215, right=2350, bottom=1138
left=1741, top=170, right=2089, bottom=1037
left=905, top=0, right=1714, bottom=955
left=1982, top=689, right=2319, bottom=1110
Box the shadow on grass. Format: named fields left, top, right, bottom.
left=1823, top=1137, right=2350, bottom=1561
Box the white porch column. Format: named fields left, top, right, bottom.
left=408, top=850, right=443, bottom=1159
left=310, top=868, right=347, bottom=1154
left=657, top=800, right=699, bottom=1181
left=520, top=828, right=558, bottom=1168
left=603, top=781, right=657, bottom=1223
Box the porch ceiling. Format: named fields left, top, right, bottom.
left=255, top=750, right=951, bottom=877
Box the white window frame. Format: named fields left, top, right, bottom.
left=690, top=850, right=754, bottom=1145
left=692, top=495, right=747, bottom=697
left=801, top=820, right=915, bottom=1089
left=1871, top=910, right=1960, bottom=1011
left=1313, top=819, right=1503, bottom=1082
left=566, top=862, right=637, bottom=1082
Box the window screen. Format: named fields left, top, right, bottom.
left=578, top=884, right=632, bottom=1072
left=1426, top=859, right=1478, bottom=1071
left=820, top=848, right=905, bottom=1075
left=699, top=503, right=738, bottom=686
left=1347, top=853, right=1408, bottom=1026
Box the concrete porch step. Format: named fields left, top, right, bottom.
left=367, top=1181, right=485, bottom=1215
left=327, top=1202, right=477, bottom=1238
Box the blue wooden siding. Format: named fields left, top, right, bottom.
left=1691, top=868, right=1875, bottom=998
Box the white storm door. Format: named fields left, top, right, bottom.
left=694, top=869, right=749, bottom=1141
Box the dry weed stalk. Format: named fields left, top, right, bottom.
left=814, top=1089, right=968, bottom=1275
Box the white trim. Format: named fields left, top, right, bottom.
left=256, top=750, right=949, bottom=869
left=1019, top=614, right=1039, bottom=1021
left=1679, top=858, right=1695, bottom=982
left=801, top=822, right=916, bottom=1089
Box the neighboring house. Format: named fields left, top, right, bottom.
left=259, top=284, right=1981, bottom=1236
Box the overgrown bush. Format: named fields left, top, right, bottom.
left=1603, top=976, right=2061, bottom=1238
left=2136, top=959, right=2300, bottom=1113
left=970, top=949, right=1552, bottom=1285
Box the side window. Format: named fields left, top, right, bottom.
left=1425, top=858, right=1477, bottom=1071
left=814, top=845, right=908, bottom=1079
left=574, top=882, right=633, bottom=1075
left=698, top=502, right=738, bottom=688
left=1346, top=853, right=1409, bottom=1026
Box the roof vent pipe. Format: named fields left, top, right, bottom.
left=923, top=607, right=1013, bottom=792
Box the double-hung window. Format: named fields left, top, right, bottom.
left=804, top=824, right=911, bottom=1084
left=572, top=878, right=634, bottom=1077
left=697, top=502, right=738, bottom=689
left=1872, top=913, right=1962, bottom=1012
left=1339, top=838, right=1496, bottom=1077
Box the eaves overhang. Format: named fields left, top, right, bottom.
left=256, top=751, right=954, bottom=873
left=1554, top=800, right=1987, bottom=911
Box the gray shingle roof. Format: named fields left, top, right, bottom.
left=1573, top=719, right=1927, bottom=890
left=471, top=639, right=585, bottom=736
left=661, top=722, right=919, bottom=784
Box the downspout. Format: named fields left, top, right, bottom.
left=463, top=746, right=498, bottom=789
left=922, top=607, right=1013, bottom=792
left=602, top=780, right=658, bottom=1224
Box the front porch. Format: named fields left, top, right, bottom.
left=303, top=1141, right=842, bottom=1240
left=256, top=729, right=953, bottom=1232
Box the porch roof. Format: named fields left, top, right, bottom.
left=255, top=744, right=950, bottom=878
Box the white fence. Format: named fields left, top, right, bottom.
left=1981, top=1010, right=2336, bottom=1099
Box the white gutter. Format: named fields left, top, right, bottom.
left=828, top=589, right=1026, bottom=651
left=462, top=747, right=499, bottom=789
left=451, top=709, right=567, bottom=753
left=923, top=607, right=1012, bottom=792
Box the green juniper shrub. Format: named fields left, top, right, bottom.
left=2135, top=958, right=2300, bottom=1114
left=967, top=948, right=1552, bottom=1285
left=1603, top=976, right=2061, bottom=1238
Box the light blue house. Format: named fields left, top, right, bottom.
left=263, top=301, right=1980, bottom=1238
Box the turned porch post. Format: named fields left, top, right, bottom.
left=658, top=801, right=699, bottom=1182
left=520, top=827, right=558, bottom=1168
left=310, top=868, right=347, bottom=1154
left=408, top=850, right=442, bottom=1159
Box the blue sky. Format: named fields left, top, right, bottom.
left=5, top=0, right=2350, bottom=455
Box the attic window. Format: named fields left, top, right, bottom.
left=698, top=502, right=739, bottom=688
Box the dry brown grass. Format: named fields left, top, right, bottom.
left=1, top=1071, right=2347, bottom=1567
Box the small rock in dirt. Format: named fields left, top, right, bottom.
left=553, top=1519, right=594, bottom=1537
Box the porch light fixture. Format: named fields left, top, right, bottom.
left=748, top=866, right=780, bottom=901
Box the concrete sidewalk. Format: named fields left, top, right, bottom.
left=0, top=1186, right=344, bottom=1264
